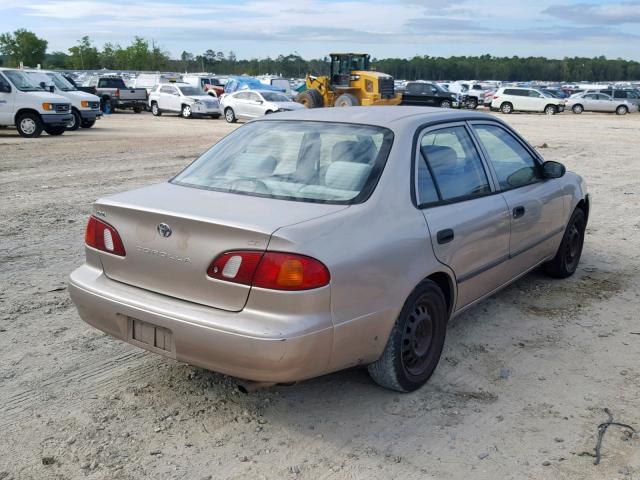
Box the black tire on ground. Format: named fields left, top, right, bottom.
left=543, top=208, right=586, bottom=279
left=69, top=109, right=82, bottom=131
left=334, top=93, right=359, bottom=107
left=368, top=280, right=448, bottom=392
left=297, top=89, right=323, bottom=108
left=572, top=104, right=583, bottom=114
left=16, top=112, right=44, bottom=138
left=181, top=104, right=193, bottom=119
left=500, top=102, right=513, bottom=114
left=440, top=99, right=452, bottom=109
left=151, top=102, right=161, bottom=116
left=224, top=107, right=237, bottom=123
left=616, top=105, right=628, bottom=115
left=466, top=97, right=478, bottom=109
left=44, top=125, right=66, bottom=136
left=81, top=119, right=96, bottom=128
left=544, top=104, right=557, bottom=115
left=133, top=105, right=143, bottom=114
left=100, top=97, right=110, bottom=112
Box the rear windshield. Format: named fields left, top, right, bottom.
left=171, top=120, right=394, bottom=204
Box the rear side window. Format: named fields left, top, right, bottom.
left=418, top=126, right=491, bottom=203
left=406, top=83, right=423, bottom=94
left=504, top=89, right=526, bottom=96
left=472, top=124, right=541, bottom=190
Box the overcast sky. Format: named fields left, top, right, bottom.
left=2, top=0, right=639, bottom=60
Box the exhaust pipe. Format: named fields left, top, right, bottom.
left=237, top=381, right=277, bottom=394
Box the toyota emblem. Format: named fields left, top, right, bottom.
left=157, top=223, right=172, bottom=238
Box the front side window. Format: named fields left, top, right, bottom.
left=261, top=92, right=289, bottom=102
left=528, top=90, right=542, bottom=98
left=172, top=121, right=393, bottom=204
left=418, top=126, right=491, bottom=203
left=472, top=124, right=541, bottom=190
left=3, top=70, right=42, bottom=92
left=47, top=72, right=76, bottom=91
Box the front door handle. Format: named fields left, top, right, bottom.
left=437, top=229, right=454, bottom=244
left=513, top=206, right=526, bottom=218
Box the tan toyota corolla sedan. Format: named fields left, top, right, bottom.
left=69, top=107, right=589, bottom=392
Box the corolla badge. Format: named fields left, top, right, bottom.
left=157, top=223, right=172, bottom=238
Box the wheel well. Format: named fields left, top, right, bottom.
left=501, top=101, right=512, bottom=107
left=14, top=108, right=41, bottom=123
left=425, top=272, right=454, bottom=315
left=545, top=104, right=557, bottom=111
left=572, top=103, right=583, bottom=109
left=576, top=197, right=590, bottom=222
left=617, top=104, right=627, bottom=110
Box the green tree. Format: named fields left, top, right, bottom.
left=0, top=29, right=47, bottom=67
left=68, top=36, right=100, bottom=69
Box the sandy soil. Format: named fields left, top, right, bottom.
left=0, top=109, right=639, bottom=480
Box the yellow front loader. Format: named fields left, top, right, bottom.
left=297, top=53, right=402, bottom=108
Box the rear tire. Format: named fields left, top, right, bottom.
left=616, top=105, right=628, bottom=115
left=133, top=105, right=143, bottom=114
left=334, top=93, right=359, bottom=107
left=368, top=280, right=448, bottom=392
left=44, top=125, right=66, bottom=136
left=297, top=89, right=323, bottom=108
left=151, top=102, right=161, bottom=116
left=500, top=102, right=513, bottom=114
left=543, top=208, right=586, bottom=278
left=224, top=107, right=237, bottom=123
left=16, top=112, right=43, bottom=138
left=572, top=104, right=583, bottom=114
left=69, top=109, right=82, bottom=131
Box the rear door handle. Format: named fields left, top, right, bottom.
left=513, top=206, right=526, bottom=218
left=437, top=229, right=454, bottom=244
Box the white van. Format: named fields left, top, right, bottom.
left=24, top=69, right=102, bottom=130
left=0, top=68, right=73, bottom=137
left=491, top=87, right=566, bottom=115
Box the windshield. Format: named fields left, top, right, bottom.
left=260, top=92, right=289, bottom=102
left=46, top=72, right=77, bottom=91
left=179, top=86, right=204, bottom=96
left=172, top=120, right=394, bottom=204
left=4, top=70, right=43, bottom=92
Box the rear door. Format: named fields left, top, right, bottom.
left=469, top=121, right=567, bottom=276
left=415, top=123, right=511, bottom=309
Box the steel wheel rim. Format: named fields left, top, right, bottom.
left=20, top=118, right=36, bottom=135
left=401, top=300, right=435, bottom=376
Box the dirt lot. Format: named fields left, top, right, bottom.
left=1, top=110, right=639, bottom=480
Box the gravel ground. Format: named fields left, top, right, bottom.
left=0, top=110, right=639, bottom=480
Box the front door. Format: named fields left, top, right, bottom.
left=470, top=122, right=567, bottom=276
left=0, top=73, right=13, bottom=124
left=416, top=123, right=511, bottom=310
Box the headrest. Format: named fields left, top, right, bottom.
left=421, top=145, right=457, bottom=170
left=227, top=153, right=276, bottom=177
left=325, top=161, right=372, bottom=191
left=332, top=140, right=376, bottom=165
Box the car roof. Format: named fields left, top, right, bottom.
left=260, top=106, right=499, bottom=129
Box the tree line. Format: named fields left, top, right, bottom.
left=1, top=29, right=639, bottom=82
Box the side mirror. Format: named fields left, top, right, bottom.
left=256, top=100, right=263, bottom=104
left=542, top=161, right=566, bottom=179
left=50, top=85, right=55, bottom=93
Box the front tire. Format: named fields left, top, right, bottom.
left=368, top=280, right=448, bottom=392
left=224, top=107, right=237, bottom=123
left=440, top=99, right=452, bottom=109
left=572, top=104, right=583, bottom=114
left=181, top=104, right=193, bottom=119
left=543, top=208, right=586, bottom=278
left=466, top=97, right=478, bottom=109
left=16, top=112, right=43, bottom=138
left=544, top=104, right=557, bottom=115
left=616, top=105, right=628, bottom=115
left=81, top=119, right=96, bottom=128
left=334, top=93, right=359, bottom=107
left=69, top=109, right=82, bottom=131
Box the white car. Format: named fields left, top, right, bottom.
left=148, top=83, right=220, bottom=119
left=221, top=89, right=304, bottom=123
left=491, top=87, right=566, bottom=115
left=24, top=69, right=102, bottom=130
left=0, top=68, right=72, bottom=137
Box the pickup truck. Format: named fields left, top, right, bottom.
left=86, top=77, right=147, bottom=113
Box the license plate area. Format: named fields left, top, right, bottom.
left=127, top=317, right=175, bottom=356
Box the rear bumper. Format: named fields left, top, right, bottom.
left=68, top=264, right=333, bottom=383
left=42, top=113, right=73, bottom=126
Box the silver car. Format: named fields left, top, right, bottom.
left=149, top=83, right=221, bottom=119
left=69, top=107, right=589, bottom=392
left=567, top=92, right=638, bottom=115
left=221, top=89, right=304, bottom=123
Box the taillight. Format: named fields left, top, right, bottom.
left=115, top=88, right=120, bottom=97
left=85, top=216, right=126, bottom=256
left=207, top=251, right=330, bottom=291
left=493, top=95, right=499, bottom=99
